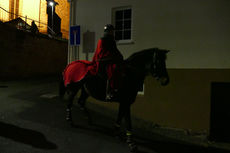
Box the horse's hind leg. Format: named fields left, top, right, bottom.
left=77, top=87, right=92, bottom=124
left=66, top=84, right=80, bottom=124
left=77, top=87, right=89, bottom=109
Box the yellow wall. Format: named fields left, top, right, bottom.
left=0, top=0, right=69, bottom=38
left=87, top=69, right=230, bottom=132
left=21, top=0, right=40, bottom=22
left=39, top=0, right=48, bottom=33
left=0, top=0, right=9, bottom=21
left=55, top=0, right=70, bottom=39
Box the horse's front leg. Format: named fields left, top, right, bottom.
left=114, top=103, right=126, bottom=139
left=125, top=106, right=138, bottom=152
left=116, top=103, right=138, bottom=152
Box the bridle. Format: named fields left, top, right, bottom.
left=151, top=51, right=159, bottom=78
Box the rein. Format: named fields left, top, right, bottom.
left=125, top=49, right=157, bottom=76
left=151, top=51, right=157, bottom=76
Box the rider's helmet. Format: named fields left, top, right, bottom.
left=104, top=24, right=115, bottom=32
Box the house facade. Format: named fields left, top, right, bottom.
left=68, top=0, right=230, bottom=133
left=0, top=0, right=69, bottom=38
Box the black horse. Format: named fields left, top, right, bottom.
left=59, top=48, right=170, bottom=152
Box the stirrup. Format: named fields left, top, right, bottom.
left=106, top=90, right=117, bottom=100
left=105, top=93, right=113, bottom=101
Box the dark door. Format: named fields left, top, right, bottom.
left=209, top=82, right=230, bottom=142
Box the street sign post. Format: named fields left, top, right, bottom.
left=70, top=25, right=80, bottom=46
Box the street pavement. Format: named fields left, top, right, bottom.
left=0, top=77, right=230, bottom=153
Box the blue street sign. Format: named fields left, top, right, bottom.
left=70, top=25, right=80, bottom=46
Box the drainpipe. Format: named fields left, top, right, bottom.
left=39, top=0, right=41, bottom=29
left=67, top=0, right=78, bottom=64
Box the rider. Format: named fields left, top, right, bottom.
left=92, top=24, right=124, bottom=100
left=30, top=20, right=39, bottom=34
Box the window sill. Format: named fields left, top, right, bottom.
left=138, top=91, right=144, bottom=95
left=117, top=39, right=134, bottom=45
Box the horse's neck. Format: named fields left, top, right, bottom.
left=126, top=51, right=152, bottom=73
left=126, top=57, right=149, bottom=75
left=125, top=62, right=147, bottom=87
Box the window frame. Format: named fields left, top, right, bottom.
left=112, top=6, right=133, bottom=44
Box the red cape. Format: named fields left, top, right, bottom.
left=63, top=39, right=116, bottom=87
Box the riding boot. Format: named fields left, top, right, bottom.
left=106, top=79, right=114, bottom=101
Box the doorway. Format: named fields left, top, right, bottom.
left=209, top=82, right=230, bottom=142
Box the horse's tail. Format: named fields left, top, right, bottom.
left=59, top=74, right=66, bottom=99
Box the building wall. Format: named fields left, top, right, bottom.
left=0, top=0, right=69, bottom=39
left=75, top=0, right=230, bottom=68
left=38, top=0, right=48, bottom=33
left=73, top=0, right=230, bottom=132
left=0, top=0, right=10, bottom=21
left=55, top=0, right=70, bottom=39
left=9, top=0, right=21, bottom=20
left=89, top=69, right=230, bottom=132
left=0, top=23, right=68, bottom=79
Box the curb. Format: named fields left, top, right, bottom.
left=85, top=101, right=230, bottom=151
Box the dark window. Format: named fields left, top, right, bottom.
left=115, top=11, right=123, bottom=20
left=124, top=9, right=132, bottom=19
left=124, top=20, right=131, bottom=29
left=115, top=21, right=123, bottom=30
left=115, top=31, right=122, bottom=40
left=114, top=8, right=132, bottom=41
left=124, top=30, right=131, bottom=40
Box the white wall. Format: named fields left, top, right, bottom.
left=75, top=0, right=230, bottom=69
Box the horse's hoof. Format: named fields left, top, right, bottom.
left=128, top=142, right=138, bottom=153
left=67, top=120, right=74, bottom=127
left=66, top=117, right=74, bottom=125
left=79, top=106, right=85, bottom=111
left=59, top=95, right=64, bottom=100
left=66, top=116, right=72, bottom=121
left=88, top=120, right=93, bottom=126
left=114, top=131, right=124, bottom=140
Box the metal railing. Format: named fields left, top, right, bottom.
left=0, top=6, right=69, bottom=39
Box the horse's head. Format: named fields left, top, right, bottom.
left=149, top=48, right=170, bottom=86
left=126, top=48, right=170, bottom=86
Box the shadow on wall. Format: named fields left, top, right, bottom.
left=0, top=23, right=68, bottom=79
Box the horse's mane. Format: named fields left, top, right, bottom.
left=125, top=48, right=168, bottom=62
left=125, top=48, right=156, bottom=64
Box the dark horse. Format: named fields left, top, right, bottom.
left=59, top=48, right=169, bottom=152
